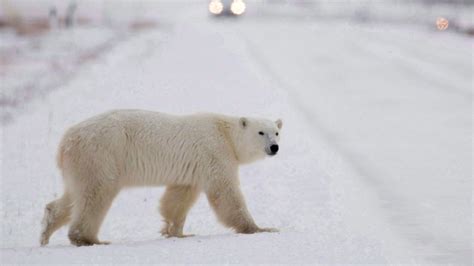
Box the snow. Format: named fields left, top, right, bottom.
left=0, top=26, right=125, bottom=123
left=1, top=1, right=472, bottom=264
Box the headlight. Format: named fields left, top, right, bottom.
left=209, top=0, right=224, bottom=15
left=230, top=0, right=246, bottom=15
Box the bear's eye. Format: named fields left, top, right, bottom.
left=258, top=131, right=264, bottom=136
left=276, top=132, right=279, bottom=136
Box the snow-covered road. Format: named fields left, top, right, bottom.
left=1, top=2, right=472, bottom=264
left=234, top=12, right=473, bottom=262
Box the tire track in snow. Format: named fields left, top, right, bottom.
left=355, top=27, right=471, bottom=80
left=348, top=27, right=471, bottom=97
left=308, top=26, right=472, bottom=263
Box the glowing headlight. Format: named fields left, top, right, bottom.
left=230, top=0, right=246, bottom=15
left=209, top=0, right=224, bottom=15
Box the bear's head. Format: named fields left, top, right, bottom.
left=233, top=117, right=283, bottom=164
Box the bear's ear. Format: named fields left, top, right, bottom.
left=239, top=117, right=248, bottom=129
left=275, top=119, right=283, bottom=129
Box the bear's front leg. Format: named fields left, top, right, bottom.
left=206, top=178, right=278, bottom=234
left=160, top=185, right=200, bottom=238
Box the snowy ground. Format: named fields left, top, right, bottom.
left=1, top=1, right=472, bottom=264
left=0, top=26, right=128, bottom=123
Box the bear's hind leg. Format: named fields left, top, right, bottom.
left=68, top=184, right=119, bottom=246
left=40, top=192, right=72, bottom=246
left=160, top=185, right=200, bottom=238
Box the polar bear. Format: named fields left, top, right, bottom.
left=40, top=110, right=282, bottom=246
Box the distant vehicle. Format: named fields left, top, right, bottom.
left=209, top=0, right=246, bottom=16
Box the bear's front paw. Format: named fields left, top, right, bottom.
left=257, top=227, right=279, bottom=233
left=237, top=226, right=279, bottom=234
left=161, top=224, right=194, bottom=238
left=70, top=238, right=110, bottom=247
left=161, top=231, right=195, bottom=238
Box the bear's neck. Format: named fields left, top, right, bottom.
left=215, top=117, right=242, bottom=164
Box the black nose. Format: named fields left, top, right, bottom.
left=270, top=144, right=279, bottom=154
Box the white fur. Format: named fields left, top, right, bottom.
left=40, top=110, right=282, bottom=246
